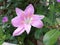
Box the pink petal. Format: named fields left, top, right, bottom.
left=57, top=0, right=60, bottom=2
left=13, top=27, right=25, bottom=36
left=31, top=20, right=43, bottom=28
left=11, top=16, right=24, bottom=27
left=15, top=8, right=24, bottom=16
left=32, top=14, right=45, bottom=20
left=24, top=24, right=31, bottom=34
left=25, top=4, right=34, bottom=15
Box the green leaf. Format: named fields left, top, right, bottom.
left=27, top=40, right=34, bottom=45
left=0, top=0, right=4, bottom=2
left=0, top=26, right=6, bottom=45
left=34, top=29, right=42, bottom=39
left=43, top=17, right=53, bottom=25
left=56, top=18, right=60, bottom=24
left=0, top=40, right=4, bottom=45
left=43, top=29, right=60, bottom=45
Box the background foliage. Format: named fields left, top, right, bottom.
left=0, top=0, right=60, bottom=45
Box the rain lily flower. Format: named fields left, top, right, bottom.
left=2, top=16, right=8, bottom=23
left=11, top=4, right=44, bottom=36
left=57, top=0, right=60, bottom=2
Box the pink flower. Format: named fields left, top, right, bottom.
left=2, top=16, right=8, bottom=23
left=11, top=4, right=44, bottom=36
left=57, top=0, right=60, bottom=2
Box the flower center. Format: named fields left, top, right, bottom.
left=24, top=17, right=32, bottom=24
